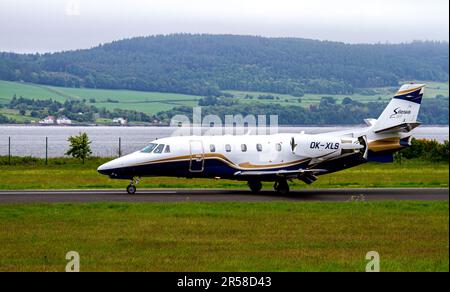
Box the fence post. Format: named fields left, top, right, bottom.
left=119, top=137, right=122, bottom=157
left=45, top=137, right=48, bottom=165
left=8, top=136, right=11, bottom=165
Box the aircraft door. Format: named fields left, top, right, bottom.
left=189, top=140, right=204, bottom=172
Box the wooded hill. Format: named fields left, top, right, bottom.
left=0, top=34, right=448, bottom=96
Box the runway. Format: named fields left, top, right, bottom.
left=0, top=188, right=448, bottom=204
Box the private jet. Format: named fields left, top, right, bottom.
left=98, top=83, right=425, bottom=194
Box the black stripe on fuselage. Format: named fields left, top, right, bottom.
left=103, top=157, right=312, bottom=181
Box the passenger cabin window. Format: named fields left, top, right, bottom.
left=256, top=144, right=263, bottom=152
left=154, top=144, right=165, bottom=154
left=276, top=143, right=282, bottom=152
left=210, top=144, right=216, bottom=153
left=241, top=144, right=247, bottom=152
left=141, top=143, right=158, bottom=153
left=164, top=145, right=171, bottom=153
left=225, top=144, right=232, bottom=152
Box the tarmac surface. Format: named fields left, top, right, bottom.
left=0, top=188, right=448, bottom=204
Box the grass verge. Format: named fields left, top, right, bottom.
left=0, top=201, right=447, bottom=272
left=0, top=157, right=447, bottom=190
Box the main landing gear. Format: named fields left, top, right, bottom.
left=127, top=177, right=141, bottom=195
left=247, top=180, right=290, bottom=194
left=248, top=181, right=263, bottom=193
left=274, top=180, right=290, bottom=195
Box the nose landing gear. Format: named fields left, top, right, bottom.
left=127, top=184, right=136, bottom=195
left=126, top=177, right=141, bottom=195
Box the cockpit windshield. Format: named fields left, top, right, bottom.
left=153, top=144, right=165, bottom=154
left=141, top=143, right=158, bottom=153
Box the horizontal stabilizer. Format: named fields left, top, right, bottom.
left=364, top=119, right=377, bottom=127
left=374, top=122, right=421, bottom=134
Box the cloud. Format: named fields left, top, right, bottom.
left=0, top=0, right=448, bottom=53
left=65, top=0, right=81, bottom=16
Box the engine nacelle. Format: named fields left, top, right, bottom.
left=291, top=134, right=364, bottom=159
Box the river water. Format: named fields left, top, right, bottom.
left=0, top=125, right=448, bottom=158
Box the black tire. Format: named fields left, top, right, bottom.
left=127, top=184, right=136, bottom=195
left=274, top=180, right=290, bottom=195
left=248, top=181, right=263, bottom=193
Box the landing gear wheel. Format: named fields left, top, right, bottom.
left=127, top=184, right=137, bottom=195
left=126, top=177, right=141, bottom=195
left=274, top=180, right=290, bottom=195
left=248, top=181, right=263, bottom=193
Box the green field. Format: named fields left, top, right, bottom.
left=0, top=108, right=32, bottom=123
left=424, top=81, right=449, bottom=98
left=0, top=157, right=447, bottom=190
left=226, top=81, right=448, bottom=107
left=0, top=80, right=202, bottom=115
left=1, top=80, right=448, bottom=120
left=225, top=89, right=393, bottom=108
left=0, top=81, right=69, bottom=104
left=0, top=201, right=447, bottom=272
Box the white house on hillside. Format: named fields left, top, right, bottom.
left=39, top=116, right=56, bottom=124
left=57, top=116, right=72, bottom=125
left=113, top=117, right=127, bottom=125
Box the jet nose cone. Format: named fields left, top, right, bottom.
left=97, top=157, right=129, bottom=177
left=97, top=153, right=143, bottom=178
left=97, top=163, right=112, bottom=175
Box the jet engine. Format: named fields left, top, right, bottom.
left=290, top=134, right=365, bottom=160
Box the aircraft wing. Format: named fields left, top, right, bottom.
left=234, top=169, right=327, bottom=177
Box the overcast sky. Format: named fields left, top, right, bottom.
left=0, top=0, right=448, bottom=53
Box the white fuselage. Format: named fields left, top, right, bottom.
left=97, top=83, right=425, bottom=194
left=97, top=124, right=409, bottom=180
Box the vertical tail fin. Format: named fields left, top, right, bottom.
left=373, top=84, right=425, bottom=133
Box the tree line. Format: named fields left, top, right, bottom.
left=0, top=34, right=448, bottom=96
left=157, top=96, right=449, bottom=125
left=2, top=93, right=448, bottom=125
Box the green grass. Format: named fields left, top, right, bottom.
left=0, top=201, right=447, bottom=272
left=0, top=157, right=447, bottom=190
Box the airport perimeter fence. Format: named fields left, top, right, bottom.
left=0, top=136, right=150, bottom=164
